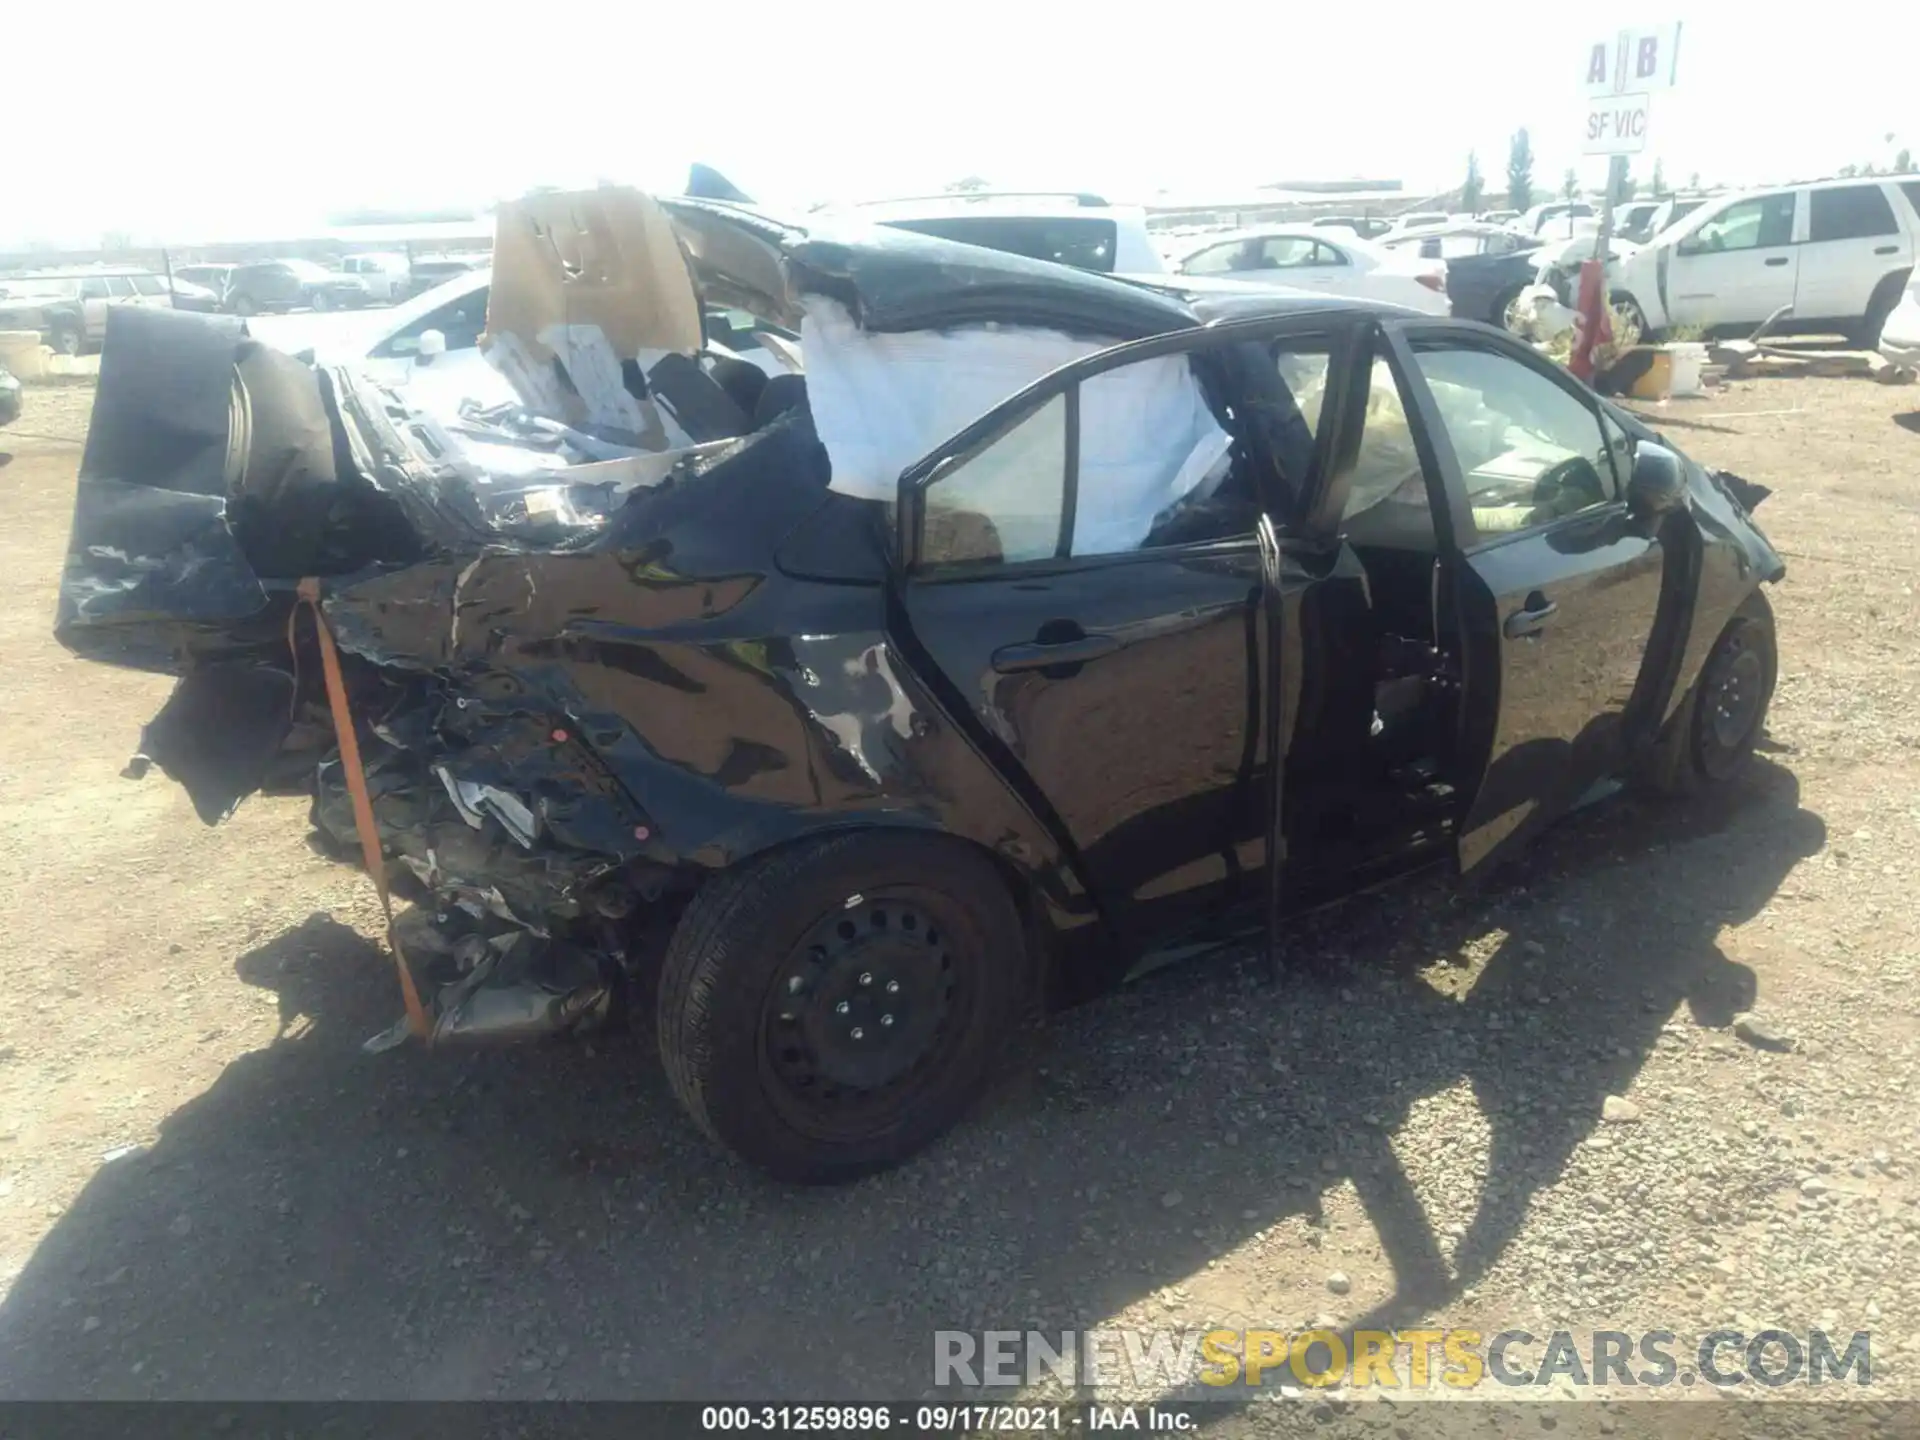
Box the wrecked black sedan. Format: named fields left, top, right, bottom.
left=56, top=189, right=1783, bottom=1182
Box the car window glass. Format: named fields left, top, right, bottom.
left=1411, top=345, right=1616, bottom=543
left=78, top=278, right=109, bottom=300
left=1182, top=242, right=1246, bottom=277
left=1338, top=357, right=1433, bottom=551
left=1312, top=242, right=1348, bottom=266
left=379, top=287, right=490, bottom=356
left=1684, top=194, right=1794, bottom=253
left=1902, top=181, right=1920, bottom=220
left=1809, top=185, right=1898, bottom=242
left=1258, top=237, right=1319, bottom=268
left=130, top=276, right=163, bottom=296
left=1601, top=408, right=1635, bottom=483
left=105, top=277, right=136, bottom=297
left=921, top=394, right=1067, bottom=568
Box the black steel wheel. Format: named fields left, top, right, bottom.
left=1690, top=596, right=1776, bottom=783
left=50, top=322, right=83, bottom=357
left=657, top=832, right=1024, bottom=1183
left=1639, top=592, right=1777, bottom=796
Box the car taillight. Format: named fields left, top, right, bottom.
left=1418, top=271, right=1447, bottom=293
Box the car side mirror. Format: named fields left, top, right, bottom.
left=1627, top=441, right=1687, bottom=518
left=415, top=329, right=446, bottom=364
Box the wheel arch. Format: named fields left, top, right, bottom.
left=679, top=819, right=1068, bottom=1013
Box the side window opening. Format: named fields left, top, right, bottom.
left=921, top=394, right=1068, bottom=568
left=914, top=335, right=1334, bottom=572
left=1809, top=185, right=1899, bottom=243
left=1683, top=194, right=1795, bottom=253
left=1411, top=344, right=1616, bottom=543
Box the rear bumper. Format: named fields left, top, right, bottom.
left=1879, top=333, right=1920, bottom=369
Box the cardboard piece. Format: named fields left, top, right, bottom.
left=481, top=188, right=704, bottom=441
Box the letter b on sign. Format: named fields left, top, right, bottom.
left=1636, top=36, right=1660, bottom=79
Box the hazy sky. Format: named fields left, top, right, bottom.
left=6, top=0, right=1915, bottom=245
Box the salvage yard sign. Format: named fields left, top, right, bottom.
left=1580, top=23, right=1681, bottom=156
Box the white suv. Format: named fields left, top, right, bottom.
left=842, top=192, right=1166, bottom=275
left=1610, top=177, right=1920, bottom=344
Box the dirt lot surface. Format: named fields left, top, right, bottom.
left=2, top=375, right=1919, bottom=1422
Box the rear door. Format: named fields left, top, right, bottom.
left=1666, top=191, right=1799, bottom=329
left=1795, top=183, right=1911, bottom=324
left=1382, top=322, right=1683, bottom=872
left=893, top=314, right=1354, bottom=950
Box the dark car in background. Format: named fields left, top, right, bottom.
left=223, top=259, right=369, bottom=315
left=173, top=264, right=236, bottom=307
left=1381, top=224, right=1544, bottom=329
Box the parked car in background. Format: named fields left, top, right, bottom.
left=1312, top=215, right=1390, bottom=239
left=224, top=259, right=370, bottom=315
left=1384, top=211, right=1450, bottom=235
left=1516, top=202, right=1597, bottom=236
left=337, top=252, right=410, bottom=303
left=173, top=264, right=235, bottom=306
left=1171, top=226, right=1449, bottom=314
left=394, top=252, right=488, bottom=302
left=1638, top=194, right=1718, bottom=240
left=0, top=364, right=20, bottom=428
left=0, top=271, right=186, bottom=353
left=162, top=275, right=223, bottom=312
left=844, top=192, right=1165, bottom=274
left=1480, top=209, right=1520, bottom=226
left=1615, top=201, right=1666, bottom=243
left=1608, top=176, right=1920, bottom=343
left=1877, top=271, right=1920, bottom=370
left=1378, top=224, right=1541, bottom=329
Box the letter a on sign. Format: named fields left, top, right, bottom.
left=1587, top=44, right=1609, bottom=85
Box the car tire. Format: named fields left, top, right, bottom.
left=1847, top=274, right=1907, bottom=349
left=232, top=295, right=258, bottom=317
left=310, top=292, right=331, bottom=313
left=1494, top=284, right=1530, bottom=333
left=657, top=830, right=1025, bottom=1183
left=1639, top=591, right=1777, bottom=796
left=1611, top=292, right=1655, bottom=343
left=49, top=322, right=83, bottom=357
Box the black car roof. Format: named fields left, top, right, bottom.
left=664, top=196, right=1200, bottom=340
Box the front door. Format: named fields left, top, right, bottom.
left=1383, top=324, right=1682, bottom=872
left=1666, top=191, right=1799, bottom=330
left=893, top=317, right=1347, bottom=950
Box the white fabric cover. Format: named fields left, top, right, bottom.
left=803, top=298, right=1231, bottom=556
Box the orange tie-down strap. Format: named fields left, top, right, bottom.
left=291, top=577, right=433, bottom=1042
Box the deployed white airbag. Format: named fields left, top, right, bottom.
left=803, top=298, right=1230, bottom=555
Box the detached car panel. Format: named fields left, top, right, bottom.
left=54, top=190, right=1784, bottom=1182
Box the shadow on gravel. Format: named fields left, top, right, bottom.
left=0, top=763, right=1820, bottom=1401
left=1894, top=411, right=1920, bottom=436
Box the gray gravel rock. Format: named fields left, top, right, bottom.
left=1733, top=1012, right=1794, bottom=1051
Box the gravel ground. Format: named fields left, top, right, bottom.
left=0, top=375, right=1917, bottom=1428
